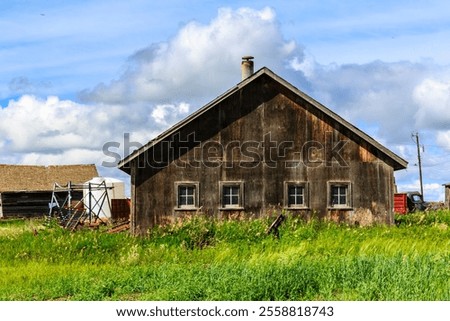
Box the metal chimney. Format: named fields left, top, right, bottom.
left=241, top=56, right=254, bottom=80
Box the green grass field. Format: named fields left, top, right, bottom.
left=0, top=211, right=449, bottom=301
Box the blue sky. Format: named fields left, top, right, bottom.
left=1, top=0, right=450, bottom=200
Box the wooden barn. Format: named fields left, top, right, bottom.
left=119, top=58, right=407, bottom=235
left=0, top=164, right=98, bottom=218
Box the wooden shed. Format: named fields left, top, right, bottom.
left=0, top=164, right=98, bottom=218
left=119, top=61, right=407, bottom=235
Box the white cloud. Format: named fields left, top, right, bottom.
left=289, top=53, right=316, bottom=78
left=436, top=130, right=450, bottom=151
left=0, top=95, right=191, bottom=169
left=0, top=95, right=114, bottom=153
left=290, top=59, right=437, bottom=143
left=151, top=103, right=190, bottom=126
left=79, top=7, right=303, bottom=105
left=414, top=78, right=450, bottom=129
left=21, top=149, right=103, bottom=166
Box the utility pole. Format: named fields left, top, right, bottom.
left=412, top=132, right=424, bottom=198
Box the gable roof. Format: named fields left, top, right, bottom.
left=118, top=67, right=407, bottom=172
left=0, top=164, right=98, bottom=192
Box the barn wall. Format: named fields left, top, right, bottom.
left=131, top=77, right=397, bottom=235
left=0, top=190, right=85, bottom=218
left=0, top=191, right=52, bottom=218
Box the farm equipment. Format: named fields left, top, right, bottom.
left=394, top=191, right=428, bottom=214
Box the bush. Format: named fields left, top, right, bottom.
left=395, top=210, right=450, bottom=227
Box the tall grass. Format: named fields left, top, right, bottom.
left=0, top=213, right=448, bottom=301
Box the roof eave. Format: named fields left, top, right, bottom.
left=117, top=67, right=408, bottom=172
left=266, top=70, right=408, bottom=171
left=117, top=68, right=268, bottom=172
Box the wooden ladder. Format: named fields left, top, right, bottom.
left=65, top=209, right=86, bottom=231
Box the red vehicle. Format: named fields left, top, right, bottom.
left=394, top=192, right=427, bottom=214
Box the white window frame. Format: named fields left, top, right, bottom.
left=220, top=181, right=244, bottom=210
left=284, top=182, right=309, bottom=209
left=175, top=182, right=199, bottom=210
left=328, top=182, right=352, bottom=209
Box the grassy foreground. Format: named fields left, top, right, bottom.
left=0, top=211, right=449, bottom=301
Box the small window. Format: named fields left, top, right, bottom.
left=175, top=182, right=199, bottom=209
left=179, top=186, right=195, bottom=206
left=220, top=181, right=244, bottom=209
left=329, top=182, right=351, bottom=208
left=285, top=182, right=308, bottom=208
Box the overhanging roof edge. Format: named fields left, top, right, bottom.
left=118, top=67, right=408, bottom=171
left=117, top=68, right=267, bottom=170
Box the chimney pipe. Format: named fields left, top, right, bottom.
left=241, top=56, right=254, bottom=80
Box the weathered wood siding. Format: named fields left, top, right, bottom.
left=0, top=191, right=51, bottom=218
left=0, top=191, right=84, bottom=218
left=130, top=75, right=396, bottom=234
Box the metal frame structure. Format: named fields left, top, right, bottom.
left=48, top=181, right=112, bottom=230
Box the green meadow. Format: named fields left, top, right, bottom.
left=0, top=211, right=449, bottom=301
